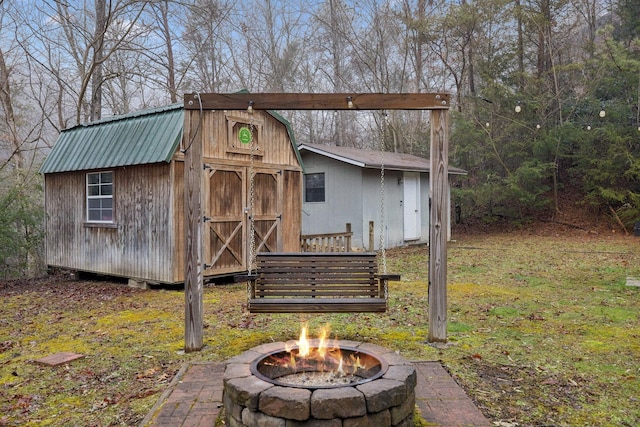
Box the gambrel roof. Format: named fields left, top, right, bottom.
left=297, top=143, right=467, bottom=175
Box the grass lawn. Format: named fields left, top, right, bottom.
left=1, top=230, right=638, bottom=426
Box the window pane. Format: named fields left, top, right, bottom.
left=88, top=209, right=101, bottom=221
left=100, top=172, right=113, bottom=183
left=88, top=199, right=101, bottom=209
left=101, top=209, right=113, bottom=221
left=304, top=173, right=325, bottom=202
left=101, top=184, right=113, bottom=195
left=88, top=173, right=100, bottom=184
left=88, top=185, right=100, bottom=196
left=102, top=198, right=113, bottom=209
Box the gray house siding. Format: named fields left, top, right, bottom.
left=302, top=155, right=365, bottom=246
left=302, top=158, right=431, bottom=250
left=299, top=143, right=463, bottom=251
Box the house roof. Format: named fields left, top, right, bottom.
left=297, top=143, right=467, bottom=175
left=40, top=102, right=302, bottom=174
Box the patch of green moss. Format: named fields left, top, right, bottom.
left=448, top=321, right=474, bottom=333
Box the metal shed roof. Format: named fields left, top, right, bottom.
left=40, top=104, right=184, bottom=174
left=297, top=143, right=467, bottom=175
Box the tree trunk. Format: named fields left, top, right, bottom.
left=91, top=0, right=106, bottom=121
left=0, top=47, right=23, bottom=170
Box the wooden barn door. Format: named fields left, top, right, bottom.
left=203, top=165, right=282, bottom=275
left=203, top=166, right=246, bottom=274
left=251, top=168, right=282, bottom=255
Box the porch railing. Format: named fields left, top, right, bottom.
left=300, top=223, right=353, bottom=252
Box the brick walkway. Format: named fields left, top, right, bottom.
left=140, top=361, right=490, bottom=427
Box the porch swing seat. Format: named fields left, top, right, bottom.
left=240, top=252, right=400, bottom=313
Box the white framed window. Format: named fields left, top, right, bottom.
left=86, top=171, right=113, bottom=222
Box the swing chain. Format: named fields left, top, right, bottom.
left=248, top=116, right=257, bottom=277
left=379, top=112, right=387, bottom=275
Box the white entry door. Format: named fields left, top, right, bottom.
left=403, top=172, right=421, bottom=240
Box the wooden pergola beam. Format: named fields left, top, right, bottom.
left=184, top=92, right=450, bottom=111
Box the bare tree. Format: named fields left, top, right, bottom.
left=179, top=0, right=236, bottom=93
left=18, top=0, right=148, bottom=126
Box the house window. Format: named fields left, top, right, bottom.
left=86, top=171, right=113, bottom=222
left=304, top=173, right=325, bottom=203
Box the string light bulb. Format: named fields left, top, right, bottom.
left=536, top=124, right=541, bottom=129
left=515, top=104, right=521, bottom=113
left=346, top=96, right=354, bottom=109
left=599, top=109, right=606, bottom=118
left=587, top=125, right=592, bottom=130
left=247, top=101, right=254, bottom=114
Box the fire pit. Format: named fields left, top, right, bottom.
left=223, top=327, right=417, bottom=426
left=251, top=344, right=387, bottom=389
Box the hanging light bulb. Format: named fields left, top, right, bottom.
left=346, top=96, right=354, bottom=109
left=485, top=122, right=490, bottom=128
left=587, top=125, right=592, bottom=130
left=599, top=109, right=606, bottom=118
left=247, top=101, right=254, bottom=114
left=536, top=124, right=541, bottom=129
left=515, top=104, right=521, bottom=113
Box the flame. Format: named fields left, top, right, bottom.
left=276, top=323, right=375, bottom=380
left=317, top=326, right=329, bottom=359
left=297, top=325, right=310, bottom=357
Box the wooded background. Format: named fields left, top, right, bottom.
left=1, top=0, right=639, bottom=277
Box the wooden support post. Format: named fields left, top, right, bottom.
left=368, top=221, right=374, bottom=252
left=428, top=109, right=449, bottom=343
left=184, top=105, right=204, bottom=352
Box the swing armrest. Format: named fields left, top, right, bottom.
left=376, top=274, right=401, bottom=281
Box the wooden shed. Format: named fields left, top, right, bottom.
left=40, top=104, right=303, bottom=284
left=298, top=143, right=466, bottom=249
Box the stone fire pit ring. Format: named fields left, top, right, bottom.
left=223, top=340, right=417, bottom=426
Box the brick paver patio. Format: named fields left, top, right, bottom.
left=140, top=360, right=490, bottom=427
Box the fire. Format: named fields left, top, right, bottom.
left=280, top=324, right=370, bottom=377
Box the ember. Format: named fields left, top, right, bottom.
left=278, top=371, right=360, bottom=387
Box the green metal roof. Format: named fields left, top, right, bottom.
left=40, top=104, right=184, bottom=174
left=40, top=101, right=303, bottom=174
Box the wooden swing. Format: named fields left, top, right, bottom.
left=239, top=112, right=400, bottom=313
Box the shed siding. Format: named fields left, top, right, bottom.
left=172, top=161, right=185, bottom=282
left=198, top=110, right=300, bottom=169
left=282, top=169, right=302, bottom=252
left=44, top=107, right=301, bottom=283
left=45, top=163, right=176, bottom=282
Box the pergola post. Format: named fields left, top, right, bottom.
left=428, top=109, right=449, bottom=343
left=183, top=97, right=204, bottom=352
